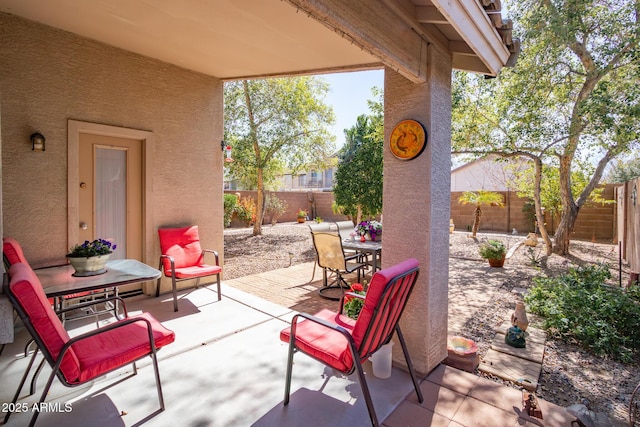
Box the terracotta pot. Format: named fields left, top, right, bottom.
left=297, top=217, right=305, bottom=223
left=487, top=256, right=505, bottom=267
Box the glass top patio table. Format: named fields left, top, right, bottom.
left=36, top=259, right=161, bottom=298
left=342, top=239, right=382, bottom=272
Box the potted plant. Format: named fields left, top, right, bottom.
left=343, top=283, right=366, bottom=319
left=355, top=220, right=382, bottom=241
left=296, top=209, right=307, bottom=223
left=67, top=238, right=116, bottom=276
left=479, top=239, right=506, bottom=267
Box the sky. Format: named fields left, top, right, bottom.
left=321, top=69, right=384, bottom=149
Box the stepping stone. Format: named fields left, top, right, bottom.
left=495, top=321, right=547, bottom=344
left=491, top=332, right=545, bottom=364
left=479, top=349, right=541, bottom=391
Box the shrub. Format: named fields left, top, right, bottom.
left=223, top=194, right=238, bottom=228
left=236, top=196, right=256, bottom=226
left=478, top=240, right=506, bottom=259
left=525, top=264, right=640, bottom=362
left=265, top=194, right=288, bottom=225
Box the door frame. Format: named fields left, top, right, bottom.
left=68, top=120, right=154, bottom=264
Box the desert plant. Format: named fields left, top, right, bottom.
left=458, top=191, right=504, bottom=238
left=296, top=209, right=308, bottom=219
left=235, top=196, right=256, bottom=226
left=264, top=194, right=288, bottom=225
left=478, top=240, right=506, bottom=260
left=525, top=264, right=640, bottom=362
left=223, top=194, right=238, bottom=228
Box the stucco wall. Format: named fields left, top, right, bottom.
left=0, top=14, right=223, bottom=278
left=383, top=44, right=451, bottom=375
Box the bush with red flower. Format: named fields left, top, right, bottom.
left=343, top=282, right=366, bottom=319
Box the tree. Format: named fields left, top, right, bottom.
left=333, top=90, right=383, bottom=223
left=605, top=157, right=640, bottom=183
left=457, top=191, right=505, bottom=238
left=224, top=77, right=336, bottom=235
left=452, top=0, right=640, bottom=255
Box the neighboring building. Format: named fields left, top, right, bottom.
left=451, top=154, right=530, bottom=192
left=225, top=163, right=338, bottom=192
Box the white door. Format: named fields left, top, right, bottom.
left=78, top=133, right=143, bottom=293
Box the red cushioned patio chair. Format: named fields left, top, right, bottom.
left=280, top=258, right=424, bottom=426
left=4, top=262, right=175, bottom=427
left=3, top=236, right=116, bottom=396
left=156, top=225, right=222, bottom=312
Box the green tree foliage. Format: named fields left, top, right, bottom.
left=457, top=191, right=504, bottom=238
left=508, top=161, right=609, bottom=230
left=605, top=157, right=640, bottom=183
left=333, top=90, right=383, bottom=222
left=452, top=0, right=640, bottom=255
left=223, top=194, right=238, bottom=228
left=224, top=77, right=336, bottom=235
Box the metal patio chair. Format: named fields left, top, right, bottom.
left=311, top=231, right=365, bottom=300
left=4, top=262, right=175, bottom=427
left=156, top=225, right=222, bottom=311
left=280, top=258, right=424, bottom=426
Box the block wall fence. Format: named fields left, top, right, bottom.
left=225, top=184, right=618, bottom=242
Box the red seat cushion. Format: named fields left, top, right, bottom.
left=3, top=236, right=31, bottom=268
left=70, top=312, right=175, bottom=383
left=9, top=263, right=176, bottom=385
left=158, top=226, right=204, bottom=273
left=352, top=258, right=419, bottom=355
left=173, top=265, right=222, bottom=279
left=9, top=263, right=81, bottom=382
left=280, top=309, right=357, bottom=372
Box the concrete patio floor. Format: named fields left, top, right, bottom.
left=0, top=261, right=577, bottom=426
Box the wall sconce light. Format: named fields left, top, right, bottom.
left=221, top=140, right=233, bottom=163
left=30, top=131, right=46, bottom=151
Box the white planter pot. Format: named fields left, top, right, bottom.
left=67, top=253, right=110, bottom=276
left=370, top=342, right=394, bottom=379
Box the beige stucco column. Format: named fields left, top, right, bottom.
left=382, top=44, right=452, bottom=375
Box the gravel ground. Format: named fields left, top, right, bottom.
left=224, top=222, right=639, bottom=426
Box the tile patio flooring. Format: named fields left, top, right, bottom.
left=0, top=261, right=577, bottom=426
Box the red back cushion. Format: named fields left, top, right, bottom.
left=351, top=258, right=419, bottom=356
left=158, top=226, right=204, bottom=273
left=9, top=263, right=81, bottom=383
left=3, top=236, right=31, bottom=268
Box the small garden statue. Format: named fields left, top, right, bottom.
left=505, top=324, right=526, bottom=348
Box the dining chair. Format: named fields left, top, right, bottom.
left=334, top=220, right=355, bottom=241
left=310, top=231, right=365, bottom=300
left=280, top=258, right=424, bottom=426
left=156, top=225, right=222, bottom=312
left=4, top=262, right=176, bottom=427
left=307, top=222, right=332, bottom=282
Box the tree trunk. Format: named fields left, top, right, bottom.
left=553, top=204, right=579, bottom=255
left=471, top=206, right=482, bottom=238
left=532, top=157, right=552, bottom=255
left=253, top=168, right=264, bottom=236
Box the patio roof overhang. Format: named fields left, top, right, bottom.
left=0, top=0, right=516, bottom=81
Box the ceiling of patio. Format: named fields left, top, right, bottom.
left=0, top=0, right=513, bottom=80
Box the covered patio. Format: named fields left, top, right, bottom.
left=1, top=0, right=526, bottom=425
left=0, top=262, right=576, bottom=426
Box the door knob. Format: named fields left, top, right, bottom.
left=80, top=222, right=88, bottom=230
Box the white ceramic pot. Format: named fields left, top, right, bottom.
left=67, top=253, right=110, bottom=276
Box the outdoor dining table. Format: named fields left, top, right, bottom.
left=342, top=239, right=382, bottom=273
left=36, top=259, right=161, bottom=310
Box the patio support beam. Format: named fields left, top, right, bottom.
left=285, top=0, right=433, bottom=83
left=382, top=43, right=451, bottom=375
